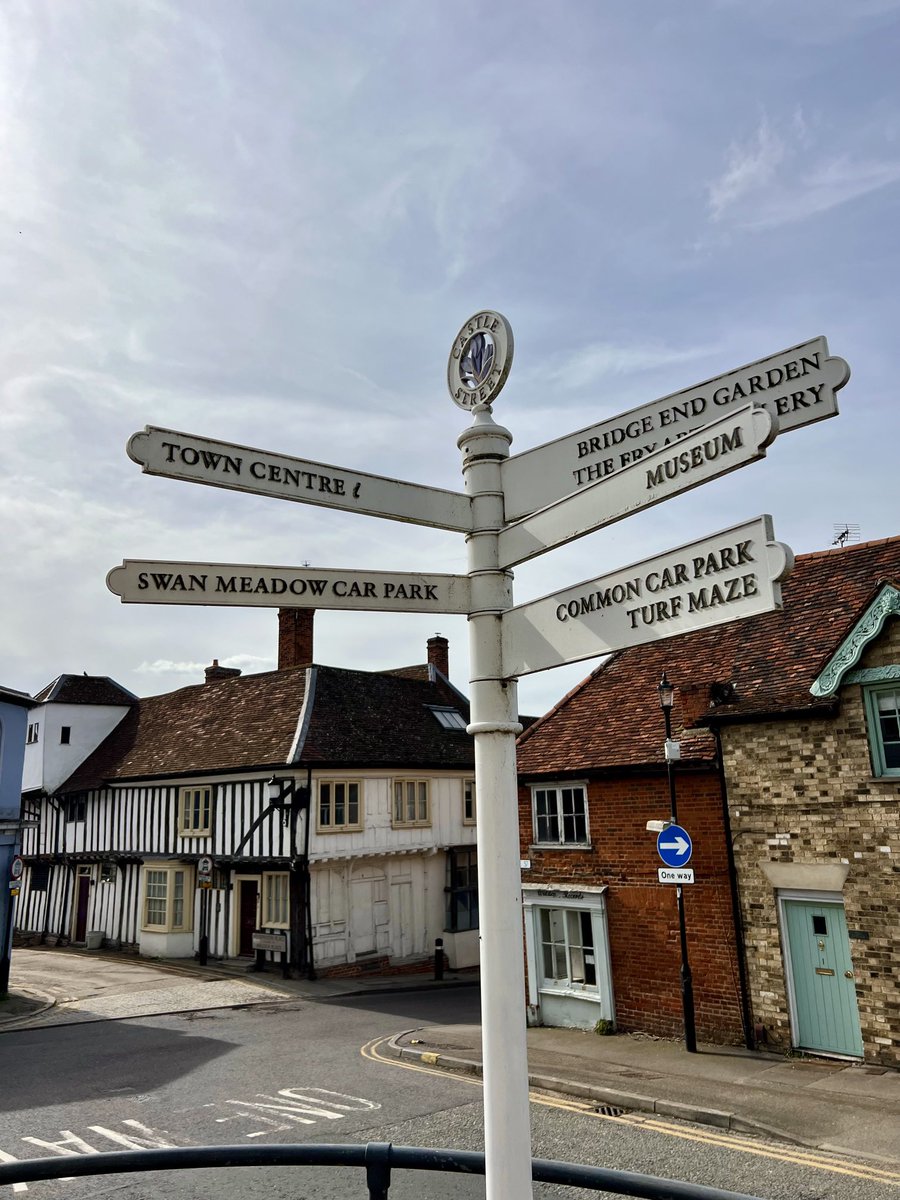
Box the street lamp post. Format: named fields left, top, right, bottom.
left=658, top=672, right=697, bottom=1055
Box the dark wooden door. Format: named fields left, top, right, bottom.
left=239, top=880, right=258, bottom=955
left=74, top=874, right=90, bottom=942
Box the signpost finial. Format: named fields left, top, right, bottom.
left=448, top=311, right=513, bottom=411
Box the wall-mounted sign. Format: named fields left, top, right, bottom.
left=501, top=516, right=793, bottom=676
left=127, top=427, right=472, bottom=533
left=502, top=337, right=850, bottom=520
left=107, top=561, right=475, bottom=614
left=252, top=931, right=287, bottom=953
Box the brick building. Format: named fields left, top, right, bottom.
left=516, top=536, right=900, bottom=1066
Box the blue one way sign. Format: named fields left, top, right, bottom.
left=656, top=824, right=692, bottom=867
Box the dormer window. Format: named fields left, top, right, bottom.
left=428, top=706, right=468, bottom=731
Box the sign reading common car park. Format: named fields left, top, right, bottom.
left=112, top=313, right=849, bottom=1200
left=501, top=515, right=792, bottom=676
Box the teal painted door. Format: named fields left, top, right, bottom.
left=783, top=899, right=863, bottom=1057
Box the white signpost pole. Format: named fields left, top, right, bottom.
left=458, top=404, right=533, bottom=1200
left=448, top=312, right=534, bottom=1200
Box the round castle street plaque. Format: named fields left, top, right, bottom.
left=447, top=310, right=514, bottom=411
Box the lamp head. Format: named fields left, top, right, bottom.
left=658, top=671, right=674, bottom=711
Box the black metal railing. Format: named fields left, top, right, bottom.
left=0, top=1140, right=766, bottom=1199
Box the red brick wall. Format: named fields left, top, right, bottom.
left=519, top=770, right=745, bottom=1044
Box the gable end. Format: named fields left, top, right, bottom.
left=810, top=583, right=900, bottom=697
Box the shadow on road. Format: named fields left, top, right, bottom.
left=320, top=983, right=481, bottom=1026
left=1, top=1020, right=236, bottom=1112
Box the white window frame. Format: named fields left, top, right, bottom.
left=522, top=885, right=614, bottom=1021
left=863, top=683, right=900, bottom=776
left=317, top=779, right=363, bottom=832
left=463, top=778, right=476, bottom=826
left=142, top=864, right=193, bottom=933
left=392, top=779, right=431, bottom=828
left=26, top=722, right=39, bottom=744
left=531, top=782, right=590, bottom=847
left=178, top=786, right=213, bottom=836
left=262, top=871, right=290, bottom=928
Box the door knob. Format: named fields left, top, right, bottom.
left=844, top=971, right=854, bottom=979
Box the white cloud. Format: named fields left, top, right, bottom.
left=708, top=115, right=787, bottom=221
left=708, top=110, right=900, bottom=230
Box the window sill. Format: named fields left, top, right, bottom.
left=538, top=984, right=601, bottom=1000
left=316, top=826, right=364, bottom=834
left=392, top=823, right=432, bottom=831
left=530, top=843, right=592, bottom=852
left=178, top=830, right=212, bottom=838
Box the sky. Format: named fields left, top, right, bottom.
left=2, top=0, right=898, bottom=719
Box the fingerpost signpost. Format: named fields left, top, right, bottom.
left=110, top=311, right=849, bottom=1200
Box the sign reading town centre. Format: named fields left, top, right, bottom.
left=127, top=427, right=472, bottom=533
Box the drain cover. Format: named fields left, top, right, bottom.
left=595, top=1104, right=627, bottom=1117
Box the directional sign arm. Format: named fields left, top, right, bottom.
left=502, top=337, right=849, bottom=520
left=107, top=560, right=475, bottom=614
left=501, top=515, right=793, bottom=677
left=127, top=427, right=472, bottom=533
left=498, top=404, right=776, bottom=569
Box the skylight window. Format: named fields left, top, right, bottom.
left=429, top=706, right=468, bottom=731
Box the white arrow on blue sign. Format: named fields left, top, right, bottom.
left=657, top=825, right=693, bottom=867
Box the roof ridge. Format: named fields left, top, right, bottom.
left=796, top=534, right=900, bottom=563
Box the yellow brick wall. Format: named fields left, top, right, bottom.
left=720, top=616, right=900, bottom=1066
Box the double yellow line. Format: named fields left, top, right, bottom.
left=361, top=1035, right=900, bottom=1189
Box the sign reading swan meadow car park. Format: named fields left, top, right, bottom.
left=113, top=311, right=848, bottom=1200
left=501, top=336, right=850, bottom=521
left=107, top=561, right=474, bottom=613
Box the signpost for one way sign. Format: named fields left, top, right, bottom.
left=112, top=308, right=849, bottom=1200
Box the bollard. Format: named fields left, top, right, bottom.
left=434, top=937, right=444, bottom=981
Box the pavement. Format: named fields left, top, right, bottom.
left=3, top=947, right=899, bottom=1168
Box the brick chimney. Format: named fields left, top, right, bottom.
left=427, top=634, right=449, bottom=679
left=204, top=659, right=241, bottom=683
left=278, top=608, right=315, bottom=669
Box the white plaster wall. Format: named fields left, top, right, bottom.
left=22, top=704, right=131, bottom=793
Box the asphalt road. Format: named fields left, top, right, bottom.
left=1, top=988, right=897, bottom=1200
